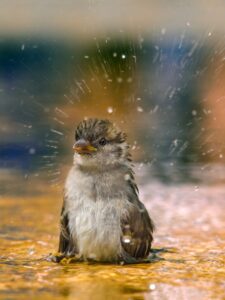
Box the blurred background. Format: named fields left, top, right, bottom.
left=1, top=0, right=225, bottom=193
left=1, top=3, right=225, bottom=300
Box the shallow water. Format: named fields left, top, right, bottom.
left=0, top=173, right=225, bottom=300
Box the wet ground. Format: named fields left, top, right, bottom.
left=0, top=166, right=225, bottom=300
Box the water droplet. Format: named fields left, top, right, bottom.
left=37, top=241, right=48, bottom=246
left=161, top=28, right=166, bottom=35
left=107, top=106, right=113, bottom=114
left=29, top=148, right=36, bottom=155
left=194, top=185, right=199, bottom=192
left=124, top=174, right=130, bottom=181
left=28, top=247, right=35, bottom=255
left=137, top=106, right=143, bottom=112
left=173, top=139, right=178, bottom=147
left=122, top=236, right=131, bottom=243
left=149, top=283, right=156, bottom=290
left=50, top=129, right=64, bottom=136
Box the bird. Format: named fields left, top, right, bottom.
left=56, top=118, right=154, bottom=264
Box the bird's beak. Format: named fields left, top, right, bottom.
left=73, top=139, right=97, bottom=154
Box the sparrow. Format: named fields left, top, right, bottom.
left=57, top=118, right=154, bottom=264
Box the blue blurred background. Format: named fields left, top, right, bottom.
left=1, top=0, right=225, bottom=192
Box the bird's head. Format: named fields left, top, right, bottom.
left=73, top=118, right=130, bottom=170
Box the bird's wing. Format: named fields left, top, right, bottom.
left=121, top=202, right=154, bottom=259
left=58, top=197, right=77, bottom=255
left=121, top=179, right=154, bottom=259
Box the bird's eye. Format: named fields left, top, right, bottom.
left=99, top=138, right=107, bottom=146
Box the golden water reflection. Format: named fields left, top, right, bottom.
left=0, top=179, right=225, bottom=300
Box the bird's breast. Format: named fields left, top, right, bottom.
left=64, top=167, right=129, bottom=261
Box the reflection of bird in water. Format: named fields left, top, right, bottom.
left=57, top=118, right=154, bottom=264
